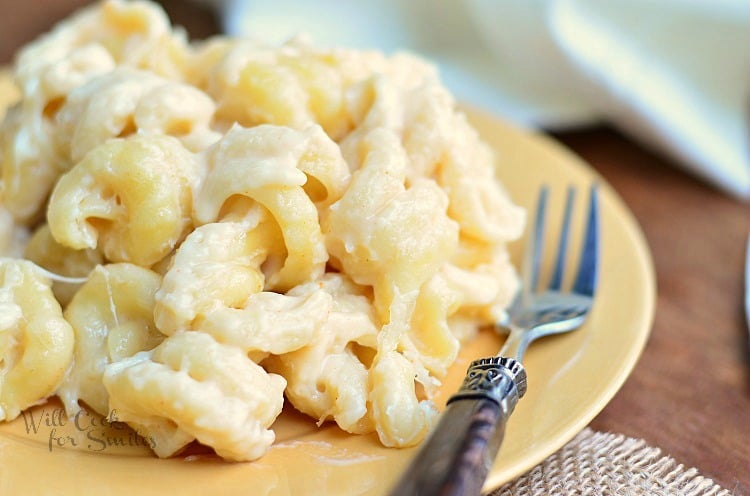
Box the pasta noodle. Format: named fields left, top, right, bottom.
left=0, top=0, right=525, bottom=462
left=264, top=273, right=378, bottom=435
left=0, top=259, right=74, bottom=421
left=47, top=134, right=200, bottom=266
left=57, top=263, right=164, bottom=417
left=104, top=331, right=286, bottom=461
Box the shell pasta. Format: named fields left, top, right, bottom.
left=0, top=0, right=524, bottom=461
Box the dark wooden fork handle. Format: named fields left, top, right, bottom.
left=388, top=357, right=526, bottom=496
left=388, top=398, right=508, bottom=495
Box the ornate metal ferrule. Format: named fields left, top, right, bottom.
left=447, top=356, right=527, bottom=412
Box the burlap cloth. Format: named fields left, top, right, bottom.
left=490, top=428, right=733, bottom=496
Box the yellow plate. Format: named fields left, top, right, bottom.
left=0, top=107, right=655, bottom=495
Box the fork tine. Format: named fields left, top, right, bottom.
left=572, top=184, right=600, bottom=296
left=524, top=185, right=548, bottom=295
left=548, top=186, right=576, bottom=291
left=501, top=185, right=548, bottom=326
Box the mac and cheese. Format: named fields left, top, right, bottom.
left=0, top=0, right=524, bottom=462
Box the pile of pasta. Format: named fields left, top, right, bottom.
left=0, top=0, right=524, bottom=461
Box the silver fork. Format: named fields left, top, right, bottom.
left=388, top=184, right=600, bottom=496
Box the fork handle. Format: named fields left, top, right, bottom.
left=388, top=357, right=526, bottom=496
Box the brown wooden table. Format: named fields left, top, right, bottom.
left=2, top=0, right=749, bottom=492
